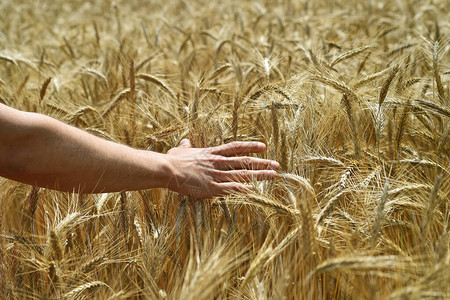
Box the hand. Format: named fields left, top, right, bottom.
left=165, top=139, right=279, bottom=198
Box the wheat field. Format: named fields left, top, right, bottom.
left=0, top=0, right=449, bottom=299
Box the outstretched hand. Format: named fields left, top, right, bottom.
left=166, top=139, right=279, bottom=198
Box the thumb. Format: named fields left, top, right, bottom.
left=178, top=139, right=192, bottom=148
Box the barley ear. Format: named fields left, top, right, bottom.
left=371, top=181, right=390, bottom=248
left=232, top=91, right=240, bottom=140
left=394, top=101, right=411, bottom=160
left=379, top=65, right=399, bottom=107
left=26, top=186, right=39, bottom=234
left=49, top=230, right=63, bottom=262
left=39, top=77, right=52, bottom=105
left=271, top=102, right=279, bottom=156
left=421, top=174, right=443, bottom=241
left=433, top=41, right=446, bottom=103
left=120, top=192, right=128, bottom=237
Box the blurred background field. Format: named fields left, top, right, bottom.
left=0, top=0, right=449, bottom=299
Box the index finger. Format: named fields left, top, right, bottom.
left=210, top=141, right=267, bottom=157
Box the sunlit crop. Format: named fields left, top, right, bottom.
left=0, top=0, right=449, bottom=299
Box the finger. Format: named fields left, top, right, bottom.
left=210, top=141, right=266, bottom=157
left=214, top=170, right=278, bottom=183
left=178, top=139, right=192, bottom=148
left=216, top=156, right=280, bottom=171
left=215, top=182, right=254, bottom=195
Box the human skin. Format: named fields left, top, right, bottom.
left=0, top=104, right=279, bottom=198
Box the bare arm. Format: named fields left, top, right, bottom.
left=0, top=104, right=279, bottom=197
left=0, top=104, right=174, bottom=193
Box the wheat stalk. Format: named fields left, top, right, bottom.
left=353, top=67, right=390, bottom=89
left=421, top=174, right=443, bottom=239
left=135, top=73, right=176, bottom=99
left=371, top=181, right=390, bottom=247
left=65, top=281, right=109, bottom=299
left=330, top=45, right=371, bottom=67
left=39, top=77, right=52, bottom=105
left=280, top=173, right=315, bottom=197
left=378, top=65, right=399, bottom=107
left=102, top=88, right=131, bottom=117
left=432, top=41, right=446, bottom=102
left=49, top=230, right=62, bottom=262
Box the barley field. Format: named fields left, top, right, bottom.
left=0, top=0, right=449, bottom=299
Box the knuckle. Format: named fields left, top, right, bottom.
left=217, top=156, right=228, bottom=163
left=238, top=170, right=249, bottom=178
left=210, top=169, right=222, bottom=177
left=211, top=182, right=221, bottom=189
left=209, top=155, right=221, bottom=164
left=231, top=183, right=241, bottom=190
left=262, top=170, right=271, bottom=176
left=223, top=159, right=233, bottom=169
left=242, top=157, right=252, bottom=166
left=227, top=182, right=239, bottom=189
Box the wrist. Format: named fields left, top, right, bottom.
left=162, top=154, right=181, bottom=192
left=135, top=150, right=175, bottom=190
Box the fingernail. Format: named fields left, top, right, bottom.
left=271, top=161, right=280, bottom=169
left=256, top=142, right=266, bottom=149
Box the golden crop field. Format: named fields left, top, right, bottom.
left=0, top=0, right=449, bottom=299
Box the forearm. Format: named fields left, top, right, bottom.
left=0, top=105, right=172, bottom=193
left=1, top=104, right=279, bottom=197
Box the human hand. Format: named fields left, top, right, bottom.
left=165, top=139, right=279, bottom=198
